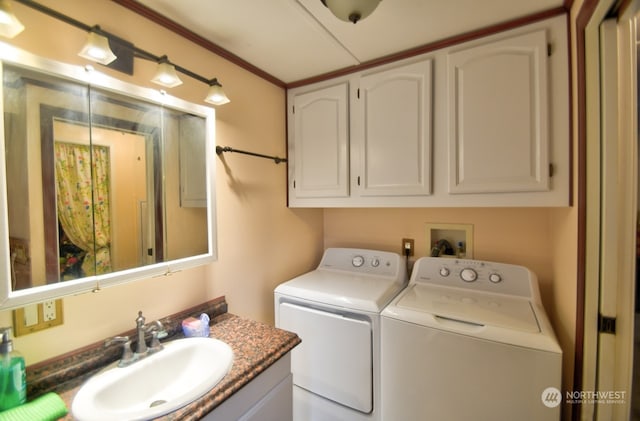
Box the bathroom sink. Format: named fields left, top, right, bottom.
left=72, top=337, right=233, bottom=421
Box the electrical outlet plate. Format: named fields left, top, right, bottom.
left=13, top=299, right=64, bottom=336
left=401, top=238, right=415, bottom=256
left=425, top=223, right=474, bottom=258
left=43, top=300, right=57, bottom=321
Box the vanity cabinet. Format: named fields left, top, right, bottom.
left=203, top=353, right=293, bottom=421
left=287, top=15, right=569, bottom=207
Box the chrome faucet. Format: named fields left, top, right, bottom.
left=106, top=311, right=167, bottom=367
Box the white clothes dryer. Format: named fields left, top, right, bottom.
left=381, top=257, right=562, bottom=421
left=274, top=248, right=407, bottom=421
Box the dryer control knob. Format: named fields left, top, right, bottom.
left=460, top=268, right=478, bottom=282
left=371, top=258, right=380, bottom=267
left=439, top=267, right=450, bottom=277
left=489, top=273, right=502, bottom=283
left=352, top=255, right=365, bottom=267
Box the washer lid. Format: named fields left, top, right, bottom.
left=396, top=284, right=540, bottom=333
left=275, top=269, right=405, bottom=312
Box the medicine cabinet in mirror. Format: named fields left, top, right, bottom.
left=0, top=43, right=217, bottom=310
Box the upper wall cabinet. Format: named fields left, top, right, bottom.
left=288, top=58, right=433, bottom=207
left=447, top=30, right=549, bottom=194
left=353, top=60, right=432, bottom=198
left=290, top=83, right=349, bottom=199
left=287, top=15, right=570, bottom=207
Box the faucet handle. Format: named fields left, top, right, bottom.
left=104, top=335, right=129, bottom=347
left=148, top=331, right=164, bottom=354
left=105, top=335, right=136, bottom=367
left=145, top=320, right=166, bottom=354
left=144, top=319, right=163, bottom=331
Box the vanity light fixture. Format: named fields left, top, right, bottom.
left=151, top=56, right=183, bottom=88
left=77, top=27, right=117, bottom=65
left=0, top=0, right=24, bottom=38
left=204, top=79, right=230, bottom=106
left=11, top=0, right=230, bottom=105
left=321, top=0, right=381, bottom=24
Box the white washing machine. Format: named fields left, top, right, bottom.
left=381, top=257, right=562, bottom=421
left=274, top=248, right=407, bottom=421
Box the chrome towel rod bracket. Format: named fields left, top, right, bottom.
left=216, top=146, right=287, bottom=164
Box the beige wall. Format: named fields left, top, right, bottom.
left=0, top=0, right=323, bottom=364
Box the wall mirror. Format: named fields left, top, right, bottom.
left=0, top=43, right=217, bottom=310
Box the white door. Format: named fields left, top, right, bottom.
left=279, top=303, right=373, bottom=413
left=593, top=13, right=638, bottom=421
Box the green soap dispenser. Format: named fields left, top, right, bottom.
left=0, top=327, right=25, bottom=411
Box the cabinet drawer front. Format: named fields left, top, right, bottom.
left=447, top=29, right=549, bottom=194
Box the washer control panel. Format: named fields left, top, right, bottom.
left=411, top=257, right=533, bottom=298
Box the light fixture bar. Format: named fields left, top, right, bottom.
left=12, top=0, right=229, bottom=104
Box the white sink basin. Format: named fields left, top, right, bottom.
left=72, top=337, right=233, bottom=421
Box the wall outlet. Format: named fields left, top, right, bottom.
left=43, top=300, right=57, bottom=321
left=402, top=238, right=415, bottom=256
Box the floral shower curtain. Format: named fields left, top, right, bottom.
left=55, top=142, right=112, bottom=276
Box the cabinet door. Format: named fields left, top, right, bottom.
left=354, top=59, right=432, bottom=197
left=447, top=30, right=549, bottom=194
left=290, top=83, right=349, bottom=199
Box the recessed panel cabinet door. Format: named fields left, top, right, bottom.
left=447, top=30, right=549, bottom=194
left=290, top=83, right=349, bottom=199
left=355, top=59, right=432, bottom=197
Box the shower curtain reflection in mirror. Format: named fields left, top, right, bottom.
left=54, top=142, right=111, bottom=279
left=50, top=118, right=154, bottom=283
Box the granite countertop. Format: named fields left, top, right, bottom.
left=25, top=299, right=300, bottom=421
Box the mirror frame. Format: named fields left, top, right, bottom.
left=0, top=42, right=217, bottom=310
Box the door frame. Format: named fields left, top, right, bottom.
left=581, top=1, right=638, bottom=420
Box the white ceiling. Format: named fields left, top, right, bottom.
left=135, top=0, right=564, bottom=85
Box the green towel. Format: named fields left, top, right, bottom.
left=0, top=392, right=68, bottom=421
